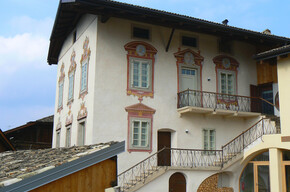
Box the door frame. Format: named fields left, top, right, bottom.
left=252, top=161, right=270, bottom=192
left=282, top=160, right=290, bottom=192
left=158, top=131, right=171, bottom=166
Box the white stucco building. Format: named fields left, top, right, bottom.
left=48, top=1, right=290, bottom=191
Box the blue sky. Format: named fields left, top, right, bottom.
left=0, top=0, right=289, bottom=131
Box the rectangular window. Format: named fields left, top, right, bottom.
left=81, top=62, right=88, bottom=92
left=132, top=26, right=150, bottom=40
left=56, top=130, right=60, bottom=148
left=130, top=58, right=151, bottom=91
left=220, top=71, right=235, bottom=95
left=68, top=73, right=74, bottom=100
left=203, top=129, right=215, bottom=154
left=78, top=121, right=85, bottom=146
left=66, top=126, right=71, bottom=147
left=182, top=36, right=197, bottom=47
left=130, top=118, right=151, bottom=150
left=58, top=82, right=64, bottom=108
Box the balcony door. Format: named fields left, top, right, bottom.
left=158, top=131, right=171, bottom=166
left=180, top=67, right=199, bottom=106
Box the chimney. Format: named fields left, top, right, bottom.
left=222, top=19, right=229, bottom=25
left=262, top=29, right=271, bottom=35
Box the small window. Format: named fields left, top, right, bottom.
left=203, top=129, right=215, bottom=154
left=78, top=121, right=85, bottom=146
left=129, top=118, right=151, bottom=150
left=80, top=62, right=88, bottom=92
left=73, top=30, right=77, bottom=43
left=66, top=126, right=71, bottom=147
left=68, top=73, right=74, bottom=101
left=182, top=36, right=197, bottom=47
left=58, top=82, right=64, bottom=108
left=56, top=130, right=61, bottom=148
left=132, top=26, right=150, bottom=40
left=218, top=39, right=232, bottom=54
left=129, top=58, right=152, bottom=91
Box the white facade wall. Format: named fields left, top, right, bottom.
left=93, top=17, right=259, bottom=172
left=53, top=15, right=262, bottom=190
left=53, top=14, right=98, bottom=147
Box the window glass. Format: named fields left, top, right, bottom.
left=81, top=62, right=87, bottom=92
left=68, top=73, right=74, bottom=100
left=131, top=59, right=150, bottom=90
left=283, top=151, right=290, bottom=161
left=131, top=119, right=150, bottom=149
left=182, top=36, right=197, bottom=47
left=203, top=129, right=215, bottom=152
left=66, top=127, right=71, bottom=147
left=252, top=151, right=269, bottom=161
left=220, top=71, right=235, bottom=95
left=133, top=27, right=150, bottom=40
left=56, top=131, right=60, bottom=148
left=240, top=163, right=254, bottom=192
left=78, top=122, right=85, bottom=146
left=58, top=82, right=64, bottom=108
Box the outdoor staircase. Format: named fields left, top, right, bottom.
left=117, top=117, right=280, bottom=192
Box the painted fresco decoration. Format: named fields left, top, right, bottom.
left=213, top=55, right=239, bottom=71
left=77, top=102, right=87, bottom=120
left=79, top=37, right=91, bottom=100
left=66, top=108, right=73, bottom=126
left=80, top=37, right=91, bottom=64
left=58, top=63, right=65, bottom=83
left=56, top=117, right=62, bottom=131
left=124, top=41, right=157, bottom=101
left=69, top=50, right=77, bottom=74
left=213, top=55, right=239, bottom=108
left=174, top=48, right=204, bottom=92
left=57, top=63, right=65, bottom=113
left=125, top=102, right=156, bottom=153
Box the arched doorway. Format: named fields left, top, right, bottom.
left=169, top=172, right=186, bottom=192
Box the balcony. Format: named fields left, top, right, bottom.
left=177, top=89, right=275, bottom=118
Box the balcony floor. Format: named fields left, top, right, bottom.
left=177, top=106, right=261, bottom=118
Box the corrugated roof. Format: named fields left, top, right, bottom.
left=47, top=0, right=290, bottom=65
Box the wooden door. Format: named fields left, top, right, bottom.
left=158, top=132, right=171, bottom=166
left=250, top=84, right=261, bottom=113
left=169, top=172, right=186, bottom=192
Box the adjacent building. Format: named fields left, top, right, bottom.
left=47, top=0, right=290, bottom=191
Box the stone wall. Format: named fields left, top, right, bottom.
left=197, top=173, right=234, bottom=192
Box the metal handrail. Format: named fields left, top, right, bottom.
left=177, top=89, right=276, bottom=114
left=118, top=117, right=280, bottom=191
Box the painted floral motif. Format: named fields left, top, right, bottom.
left=80, top=37, right=91, bottom=64
left=58, top=63, right=65, bottom=83
left=66, top=109, right=73, bottom=126
left=77, top=102, right=87, bottom=120
left=69, top=50, right=77, bottom=74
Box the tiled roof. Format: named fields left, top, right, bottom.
left=0, top=141, right=117, bottom=188
left=48, top=0, right=290, bottom=64
left=253, top=44, right=290, bottom=60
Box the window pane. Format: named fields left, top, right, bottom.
left=240, top=163, right=254, bottom=192
left=68, top=74, right=74, bottom=100
left=58, top=83, right=63, bottom=107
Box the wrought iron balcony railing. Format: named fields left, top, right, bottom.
left=117, top=117, right=280, bottom=192
left=177, top=89, right=275, bottom=115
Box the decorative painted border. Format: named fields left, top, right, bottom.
left=77, top=102, right=87, bottom=121
left=213, top=55, right=239, bottom=106
left=174, top=48, right=204, bottom=93
left=65, top=108, right=73, bottom=126
left=67, top=50, right=77, bottom=106
left=79, top=37, right=91, bottom=100
left=124, top=41, right=157, bottom=100
left=57, top=63, right=65, bottom=113
left=125, top=103, right=156, bottom=153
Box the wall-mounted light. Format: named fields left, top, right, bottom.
left=185, top=129, right=189, bottom=133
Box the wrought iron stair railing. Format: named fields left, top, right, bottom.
left=117, top=117, right=280, bottom=192
left=177, top=89, right=275, bottom=115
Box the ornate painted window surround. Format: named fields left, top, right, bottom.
left=79, top=37, right=91, bottom=100
left=213, top=55, right=239, bottom=107
left=125, top=103, right=156, bottom=153
left=174, top=48, right=204, bottom=93
left=67, top=50, right=77, bottom=106
left=124, top=41, right=157, bottom=99
left=57, top=63, right=65, bottom=113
